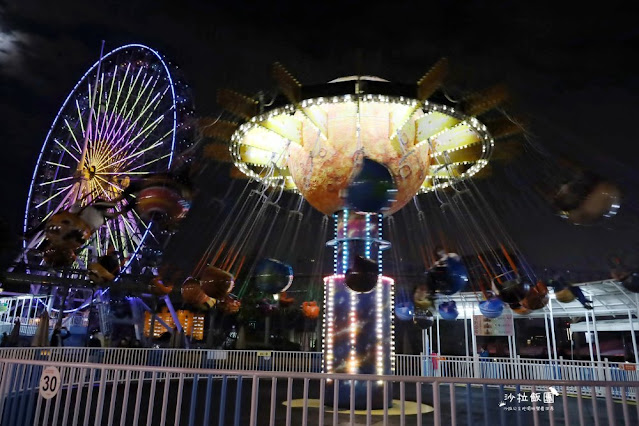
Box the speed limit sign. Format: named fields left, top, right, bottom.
left=39, top=366, right=61, bottom=399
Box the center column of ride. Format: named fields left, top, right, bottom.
left=323, top=209, right=394, bottom=409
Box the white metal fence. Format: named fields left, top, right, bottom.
left=1, top=347, right=637, bottom=383
left=0, top=348, right=323, bottom=373
left=0, top=315, right=88, bottom=336
left=396, top=353, right=639, bottom=383
left=0, top=358, right=638, bottom=426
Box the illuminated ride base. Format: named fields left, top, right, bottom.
left=219, top=66, right=504, bottom=409
left=324, top=210, right=393, bottom=409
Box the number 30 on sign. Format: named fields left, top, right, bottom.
left=39, top=366, right=61, bottom=399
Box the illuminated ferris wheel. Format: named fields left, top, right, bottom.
left=22, top=43, right=192, bottom=270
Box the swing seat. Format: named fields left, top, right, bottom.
left=509, top=302, right=531, bottom=315
left=427, top=257, right=469, bottom=295
left=479, top=297, right=504, bottom=318
left=199, top=266, right=235, bottom=299
left=345, top=255, right=378, bottom=293
left=520, top=281, right=549, bottom=310
left=254, top=258, right=293, bottom=294
left=438, top=300, right=459, bottom=320
left=413, top=308, right=434, bottom=329
left=492, top=272, right=531, bottom=304
left=622, top=272, right=639, bottom=293
left=395, top=303, right=414, bottom=321
left=554, top=288, right=576, bottom=303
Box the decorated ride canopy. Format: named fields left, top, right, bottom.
left=209, top=61, right=506, bottom=216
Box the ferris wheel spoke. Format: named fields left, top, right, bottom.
left=94, top=74, right=120, bottom=158
left=23, top=231, right=46, bottom=252
left=64, top=118, right=82, bottom=154
left=63, top=120, right=83, bottom=154
left=90, top=81, right=118, bottom=156
left=113, top=115, right=166, bottom=166
left=45, top=161, right=71, bottom=169
left=128, top=208, right=158, bottom=243
left=127, top=152, right=172, bottom=173
left=94, top=174, right=124, bottom=194
left=118, top=67, right=146, bottom=123
left=114, top=76, right=165, bottom=146
left=120, top=124, right=173, bottom=171
left=94, top=73, right=108, bottom=141
left=92, top=65, right=127, bottom=162
left=97, top=171, right=153, bottom=176
left=104, top=220, right=119, bottom=254
left=55, top=138, right=80, bottom=164
left=38, top=175, right=75, bottom=187
left=119, top=72, right=157, bottom=125
left=99, top=87, right=166, bottom=168
left=85, top=80, right=105, bottom=151
left=107, top=139, right=164, bottom=170
left=92, top=229, right=103, bottom=259
left=93, top=81, right=165, bottom=171
left=75, top=100, right=86, bottom=138
left=41, top=182, right=79, bottom=216
left=91, top=179, right=119, bottom=203
left=89, top=178, right=110, bottom=201
left=35, top=184, right=74, bottom=209
left=121, top=211, right=144, bottom=247
left=88, top=68, right=143, bottom=167
left=112, top=215, right=132, bottom=257
left=95, top=119, right=154, bottom=170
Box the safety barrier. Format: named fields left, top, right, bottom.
left=0, top=357, right=638, bottom=426
left=1, top=348, right=636, bottom=385
left=0, top=347, right=324, bottom=374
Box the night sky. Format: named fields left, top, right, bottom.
left=1, top=1, right=638, bottom=274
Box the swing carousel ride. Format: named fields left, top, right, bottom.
left=2, top=44, right=636, bottom=378
left=193, top=60, right=631, bottom=407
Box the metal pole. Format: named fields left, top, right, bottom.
left=137, top=298, right=172, bottom=333
left=463, top=300, right=469, bottom=358
left=19, top=298, right=25, bottom=320
left=585, top=310, right=595, bottom=366
left=591, top=311, right=605, bottom=382
left=148, top=298, right=157, bottom=342
left=470, top=311, right=477, bottom=355
left=47, top=288, right=56, bottom=314
left=470, top=311, right=478, bottom=378
left=129, top=298, right=142, bottom=341
left=429, top=327, right=433, bottom=353
left=544, top=312, right=552, bottom=362
left=591, top=311, right=602, bottom=363
left=27, top=297, right=33, bottom=325
left=549, top=302, right=559, bottom=360
left=629, top=310, right=639, bottom=364
left=511, top=319, right=518, bottom=358
left=508, top=335, right=513, bottom=359
left=163, top=295, right=183, bottom=333
left=436, top=314, right=441, bottom=356
left=264, top=317, right=271, bottom=345
left=422, top=329, right=429, bottom=355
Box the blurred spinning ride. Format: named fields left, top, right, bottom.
left=205, top=59, right=515, bottom=408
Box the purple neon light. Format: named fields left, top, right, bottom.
left=23, top=43, right=182, bottom=270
